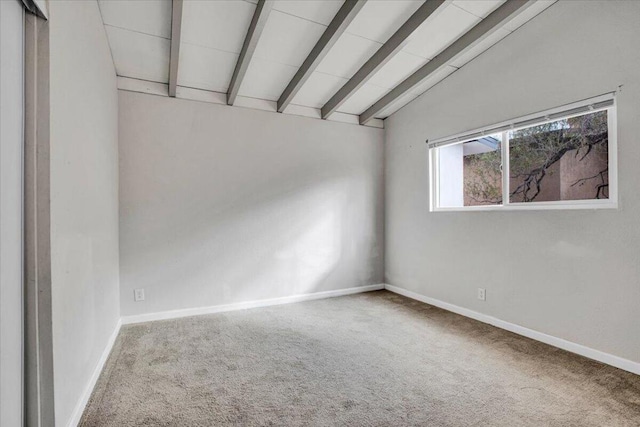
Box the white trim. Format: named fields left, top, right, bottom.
left=606, top=104, right=618, bottom=203
left=500, top=130, right=509, bottom=208
left=116, top=77, right=384, bottom=130
left=122, top=284, right=385, bottom=325
left=431, top=199, right=618, bottom=212
left=428, top=148, right=437, bottom=212
left=66, top=319, right=122, bottom=427
left=384, top=284, right=640, bottom=375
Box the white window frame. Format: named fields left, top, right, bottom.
left=429, top=94, right=618, bottom=212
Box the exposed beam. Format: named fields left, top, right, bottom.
left=321, top=0, right=449, bottom=120
left=359, top=0, right=536, bottom=124
left=277, top=0, right=367, bottom=113
left=168, top=0, right=184, bottom=97
left=228, top=0, right=274, bottom=106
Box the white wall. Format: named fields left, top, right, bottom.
left=385, top=0, right=640, bottom=364
left=49, top=1, right=120, bottom=425
left=119, top=91, right=384, bottom=317
left=1, top=1, right=25, bottom=425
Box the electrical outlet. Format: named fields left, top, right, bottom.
left=477, top=288, right=486, bottom=301
left=134, top=288, right=145, bottom=302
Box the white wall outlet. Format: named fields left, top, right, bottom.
left=477, top=288, right=486, bottom=301
left=134, top=288, right=145, bottom=302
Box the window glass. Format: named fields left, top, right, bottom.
left=508, top=110, right=608, bottom=203
left=437, top=134, right=502, bottom=207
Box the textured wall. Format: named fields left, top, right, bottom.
left=385, top=0, right=640, bottom=363
left=49, top=1, right=121, bottom=425
left=119, top=91, right=384, bottom=317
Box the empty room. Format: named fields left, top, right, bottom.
left=2, top=0, right=640, bottom=426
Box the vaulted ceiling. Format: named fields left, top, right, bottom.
left=99, top=0, right=555, bottom=127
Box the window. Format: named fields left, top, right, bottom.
left=429, top=94, right=617, bottom=211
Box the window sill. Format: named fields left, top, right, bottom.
left=431, top=200, right=618, bottom=212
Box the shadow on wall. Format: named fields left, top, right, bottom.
left=120, top=171, right=382, bottom=314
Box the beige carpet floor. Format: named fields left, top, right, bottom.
left=80, top=290, right=640, bottom=426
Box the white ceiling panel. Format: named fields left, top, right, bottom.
left=105, top=26, right=169, bottom=83
left=290, top=72, right=348, bottom=109
left=336, top=83, right=388, bottom=115
left=450, top=27, right=510, bottom=68
left=253, top=10, right=326, bottom=67
left=367, top=51, right=427, bottom=89
left=98, top=0, right=171, bottom=38
left=272, top=0, right=345, bottom=26
left=315, top=33, right=381, bottom=79
left=403, top=4, right=479, bottom=59
left=503, top=1, right=556, bottom=32
left=177, top=43, right=238, bottom=93
left=238, top=58, right=298, bottom=101
left=453, top=0, right=505, bottom=19
left=181, top=0, right=256, bottom=54
left=346, top=1, right=423, bottom=44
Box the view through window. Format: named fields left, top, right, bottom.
left=431, top=103, right=615, bottom=210
left=508, top=110, right=609, bottom=203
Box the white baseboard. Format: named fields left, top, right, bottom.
left=384, top=284, right=640, bottom=376
left=67, top=318, right=122, bottom=427
left=121, top=284, right=385, bottom=325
